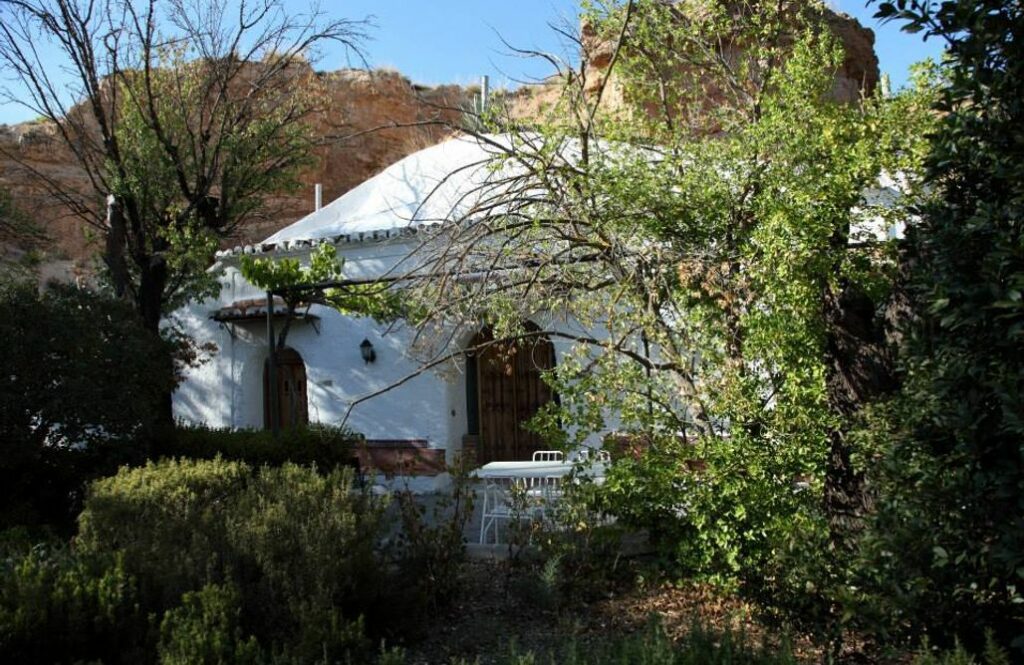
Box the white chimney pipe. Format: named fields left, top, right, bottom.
left=314, top=183, right=323, bottom=211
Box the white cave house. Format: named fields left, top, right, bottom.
left=171, top=134, right=606, bottom=485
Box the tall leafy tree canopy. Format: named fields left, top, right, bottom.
left=858, top=0, right=1024, bottom=648
left=401, top=2, right=932, bottom=633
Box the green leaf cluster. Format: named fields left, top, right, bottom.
left=0, top=280, right=174, bottom=529
left=854, top=0, right=1024, bottom=650
left=241, top=243, right=404, bottom=350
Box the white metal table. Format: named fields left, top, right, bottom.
left=474, top=460, right=606, bottom=544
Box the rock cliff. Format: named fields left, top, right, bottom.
left=0, top=8, right=879, bottom=282
left=513, top=7, right=879, bottom=122
left=0, top=69, right=473, bottom=280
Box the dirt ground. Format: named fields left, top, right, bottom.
left=395, top=559, right=826, bottom=664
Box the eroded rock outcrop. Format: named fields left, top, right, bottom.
left=0, top=6, right=879, bottom=280
left=510, top=6, right=879, bottom=124
left=0, top=69, right=472, bottom=278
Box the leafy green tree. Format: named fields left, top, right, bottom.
left=0, top=280, right=174, bottom=528
left=403, top=0, right=933, bottom=647
left=855, top=0, right=1024, bottom=649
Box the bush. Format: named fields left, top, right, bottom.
left=0, top=542, right=143, bottom=664
left=227, top=463, right=384, bottom=658
left=160, top=423, right=361, bottom=471
left=157, top=584, right=261, bottom=665
left=76, top=456, right=250, bottom=609
left=597, top=432, right=813, bottom=587
left=0, top=281, right=174, bottom=530
left=76, top=457, right=389, bottom=662
left=391, top=462, right=476, bottom=616
left=853, top=404, right=1024, bottom=649
left=855, top=0, right=1024, bottom=653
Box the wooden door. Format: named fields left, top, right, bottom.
left=473, top=325, right=556, bottom=463
left=263, top=347, right=309, bottom=430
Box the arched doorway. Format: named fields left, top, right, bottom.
left=466, top=323, right=557, bottom=463
left=263, top=347, right=309, bottom=430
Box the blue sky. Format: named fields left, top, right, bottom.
left=0, top=1, right=944, bottom=125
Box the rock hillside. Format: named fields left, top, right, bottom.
left=0, top=69, right=472, bottom=280
left=0, top=8, right=879, bottom=281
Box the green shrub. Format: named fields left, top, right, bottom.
left=160, top=423, right=361, bottom=471
left=3, top=457, right=481, bottom=663
left=76, top=456, right=250, bottom=609
left=851, top=396, right=1024, bottom=650
left=76, top=457, right=387, bottom=661
left=854, top=0, right=1024, bottom=653
left=0, top=281, right=173, bottom=530
left=158, top=583, right=261, bottom=665
left=226, top=464, right=383, bottom=659
left=0, top=543, right=142, bottom=663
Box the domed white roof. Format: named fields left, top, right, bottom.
left=263, top=133, right=512, bottom=246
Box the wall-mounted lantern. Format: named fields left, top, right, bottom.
left=360, top=338, right=376, bottom=364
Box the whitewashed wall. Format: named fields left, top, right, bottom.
left=171, top=239, right=610, bottom=466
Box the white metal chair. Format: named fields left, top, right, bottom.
left=575, top=448, right=611, bottom=463
left=479, top=475, right=562, bottom=544
left=525, top=474, right=563, bottom=506
left=532, top=450, right=563, bottom=461
left=479, top=477, right=513, bottom=544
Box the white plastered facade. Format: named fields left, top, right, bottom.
left=170, top=135, right=608, bottom=484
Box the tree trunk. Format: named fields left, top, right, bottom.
left=137, top=255, right=174, bottom=431
left=821, top=262, right=911, bottom=550
left=104, top=196, right=131, bottom=300
left=822, top=282, right=888, bottom=546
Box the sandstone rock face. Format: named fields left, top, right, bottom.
left=250, top=69, right=471, bottom=245
left=0, top=122, right=95, bottom=281
left=824, top=11, right=880, bottom=102
left=511, top=6, right=880, bottom=123
left=0, top=69, right=472, bottom=275
left=1, top=8, right=879, bottom=279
